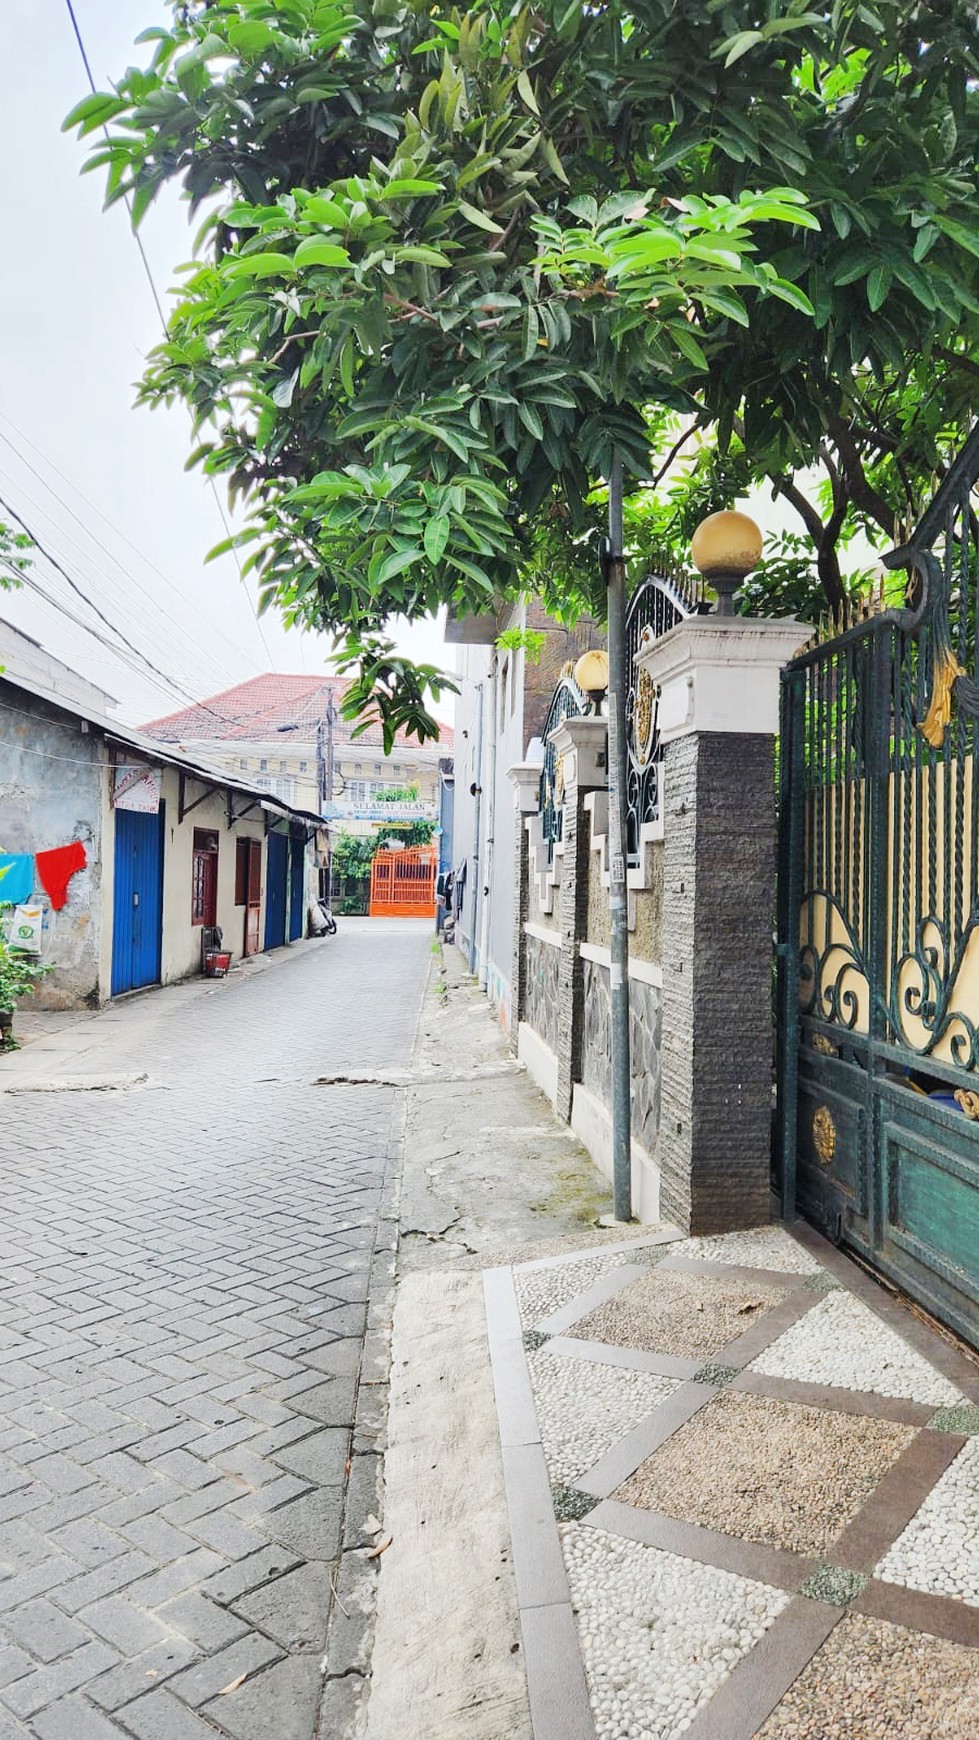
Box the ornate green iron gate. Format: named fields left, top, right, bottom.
left=777, top=430, right=979, bottom=1352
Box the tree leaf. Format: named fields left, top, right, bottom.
left=516, top=70, right=540, bottom=115
left=294, top=238, right=352, bottom=268
left=866, top=264, right=892, bottom=312
left=423, top=516, right=450, bottom=564
left=224, top=252, right=294, bottom=279
left=458, top=200, right=505, bottom=234
left=375, top=548, right=423, bottom=585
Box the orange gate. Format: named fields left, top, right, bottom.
left=369, top=844, right=437, bottom=918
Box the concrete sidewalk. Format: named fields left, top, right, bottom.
left=360, top=950, right=979, bottom=1740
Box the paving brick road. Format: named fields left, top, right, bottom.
left=0, top=921, right=430, bottom=1739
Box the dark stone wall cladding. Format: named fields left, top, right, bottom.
left=660, top=732, right=775, bottom=1235
left=522, top=929, right=561, bottom=1056
left=581, top=957, right=661, bottom=1154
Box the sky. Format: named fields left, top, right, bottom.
left=0, top=0, right=450, bottom=727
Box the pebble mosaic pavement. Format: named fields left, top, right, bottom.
left=489, top=1221, right=979, bottom=1740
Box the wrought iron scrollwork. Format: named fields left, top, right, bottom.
left=883, top=421, right=979, bottom=748
left=889, top=914, right=979, bottom=1070
left=798, top=890, right=871, bottom=1032
left=539, top=673, right=584, bottom=862
left=623, top=570, right=701, bottom=863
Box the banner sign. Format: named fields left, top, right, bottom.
left=322, top=800, right=437, bottom=823
left=112, top=764, right=162, bottom=813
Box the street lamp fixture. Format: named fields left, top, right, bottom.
left=573, top=648, right=610, bottom=714
left=691, top=509, right=763, bottom=617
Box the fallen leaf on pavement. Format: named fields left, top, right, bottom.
left=217, top=1673, right=249, bottom=1696
left=737, top=1300, right=764, bottom=1314
left=365, top=1532, right=393, bottom=1559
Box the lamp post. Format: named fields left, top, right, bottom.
left=691, top=509, right=763, bottom=614
left=574, top=648, right=610, bottom=716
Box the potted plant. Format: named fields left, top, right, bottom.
left=0, top=924, right=53, bottom=1050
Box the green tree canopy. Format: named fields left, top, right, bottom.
left=68, top=1, right=979, bottom=727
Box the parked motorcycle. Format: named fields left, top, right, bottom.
left=308, top=899, right=338, bottom=937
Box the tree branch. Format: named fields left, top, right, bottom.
left=826, top=412, right=894, bottom=538
left=650, top=422, right=700, bottom=488
left=773, top=467, right=846, bottom=613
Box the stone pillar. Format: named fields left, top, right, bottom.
left=507, top=759, right=543, bottom=1055
left=639, top=619, right=803, bottom=1234
left=550, top=717, right=607, bottom=1123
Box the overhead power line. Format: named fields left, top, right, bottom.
left=0, top=496, right=227, bottom=720
left=0, top=428, right=249, bottom=692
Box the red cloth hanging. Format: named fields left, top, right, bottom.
left=35, top=842, right=87, bottom=911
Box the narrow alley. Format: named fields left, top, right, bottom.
left=0, top=922, right=430, bottom=1740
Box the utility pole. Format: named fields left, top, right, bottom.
left=605, top=451, right=632, bottom=1222
left=326, top=686, right=335, bottom=804
left=315, top=685, right=336, bottom=813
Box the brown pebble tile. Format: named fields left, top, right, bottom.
left=756, top=1611, right=979, bottom=1738
left=567, top=1269, right=793, bottom=1361
left=613, top=1389, right=915, bottom=1557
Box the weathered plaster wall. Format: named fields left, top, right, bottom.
left=156, top=769, right=270, bottom=985
left=0, top=681, right=102, bottom=1008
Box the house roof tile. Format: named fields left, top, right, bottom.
left=141, top=674, right=454, bottom=750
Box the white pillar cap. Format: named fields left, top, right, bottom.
left=638, top=617, right=805, bottom=742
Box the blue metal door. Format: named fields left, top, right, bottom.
left=288, top=838, right=305, bottom=942
left=264, top=831, right=288, bottom=950
left=111, top=807, right=164, bottom=996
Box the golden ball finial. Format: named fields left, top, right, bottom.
left=691, top=510, right=763, bottom=580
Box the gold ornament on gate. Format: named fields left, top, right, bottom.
left=812, top=1104, right=836, bottom=1166
left=920, top=646, right=966, bottom=750
left=811, top=1033, right=838, bottom=1057
left=634, top=667, right=655, bottom=766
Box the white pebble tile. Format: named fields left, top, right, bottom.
left=515, top=1250, right=630, bottom=1326
left=876, top=1436, right=979, bottom=1607
left=528, top=1348, right=678, bottom=1486
left=679, top=1226, right=820, bottom=1274
left=561, top=1523, right=788, bottom=1738
left=749, top=1289, right=965, bottom=1406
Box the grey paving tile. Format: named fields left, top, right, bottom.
left=79, top=1597, right=171, bottom=1656
left=156, top=1594, right=248, bottom=1653
left=86, top=1639, right=200, bottom=1713
left=0, top=929, right=429, bottom=1739
left=233, top=1563, right=333, bottom=1652
left=32, top=1695, right=129, bottom=1739
left=165, top=1634, right=282, bottom=1709
left=1, top=1599, right=90, bottom=1663
left=272, top=1431, right=349, bottom=1485
left=201, top=1654, right=320, bottom=1740
left=112, top=1688, right=222, bottom=1739
left=263, top=1490, right=344, bottom=1561
left=1, top=1642, right=120, bottom=1719
left=0, top=1649, right=31, bottom=1692
left=520, top=1602, right=595, bottom=1740
left=500, top=1444, right=570, bottom=1610
left=199, top=1547, right=301, bottom=1609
